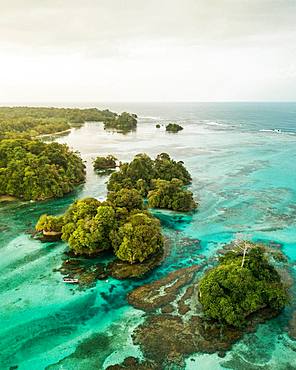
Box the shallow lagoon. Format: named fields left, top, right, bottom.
left=0, top=103, right=296, bottom=369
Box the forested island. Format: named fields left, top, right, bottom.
left=122, top=241, right=289, bottom=369
left=0, top=107, right=137, bottom=138
left=93, top=155, right=117, bottom=172
left=103, top=112, right=137, bottom=133
left=199, top=242, right=288, bottom=327
left=0, top=139, right=85, bottom=200
left=35, top=152, right=197, bottom=278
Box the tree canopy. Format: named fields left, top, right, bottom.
left=36, top=195, right=163, bottom=261
left=199, top=243, right=288, bottom=327
left=35, top=214, right=64, bottom=233
left=35, top=152, right=194, bottom=262
left=114, top=213, right=163, bottom=263
left=0, top=139, right=85, bottom=200
left=93, top=155, right=117, bottom=171
left=148, top=178, right=197, bottom=211
left=0, top=107, right=137, bottom=139
left=107, top=152, right=192, bottom=200
left=107, top=188, right=144, bottom=212
left=104, top=112, right=137, bottom=133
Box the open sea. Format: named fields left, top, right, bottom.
left=0, top=102, right=296, bottom=369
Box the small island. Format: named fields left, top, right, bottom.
left=103, top=112, right=137, bottom=133
left=0, top=139, right=85, bottom=201
left=199, top=242, right=288, bottom=327
left=107, top=152, right=193, bottom=197
left=165, top=123, right=183, bottom=133
left=122, top=241, right=289, bottom=368
left=93, top=155, right=117, bottom=172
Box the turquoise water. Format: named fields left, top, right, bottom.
left=0, top=103, right=296, bottom=369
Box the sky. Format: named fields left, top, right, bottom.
left=0, top=0, right=296, bottom=103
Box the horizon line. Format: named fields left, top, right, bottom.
left=0, top=100, right=296, bottom=107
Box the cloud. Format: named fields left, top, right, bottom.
left=0, top=0, right=296, bottom=101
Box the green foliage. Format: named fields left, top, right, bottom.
left=93, top=155, right=117, bottom=171
left=107, top=152, right=192, bottom=197
left=0, top=107, right=139, bottom=139
left=156, top=124, right=161, bottom=128
left=104, top=112, right=137, bottom=133
left=63, top=197, right=101, bottom=224
left=66, top=206, right=116, bottom=255
left=166, top=123, right=183, bottom=133
left=113, top=213, right=163, bottom=263
left=148, top=178, right=197, bottom=211
left=34, top=152, right=194, bottom=262
left=154, top=153, right=192, bottom=185
left=199, top=244, right=288, bottom=327
left=37, top=193, right=162, bottom=261
left=107, top=188, right=143, bottom=212
left=0, top=139, right=85, bottom=200
left=35, top=214, right=64, bottom=233
left=107, top=154, right=155, bottom=195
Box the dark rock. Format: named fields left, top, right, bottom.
left=106, top=356, right=157, bottom=369
left=108, top=249, right=165, bottom=280
left=127, top=265, right=201, bottom=311
left=177, top=285, right=195, bottom=315
left=132, top=308, right=280, bottom=367
left=161, top=304, right=175, bottom=314
left=56, top=258, right=108, bottom=289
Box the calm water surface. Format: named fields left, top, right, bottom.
left=0, top=103, right=296, bottom=369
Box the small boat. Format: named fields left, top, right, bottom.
left=63, top=277, right=79, bottom=284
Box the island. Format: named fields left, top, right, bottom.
left=107, top=152, right=193, bottom=196
left=93, top=155, right=117, bottom=172
left=35, top=152, right=196, bottom=279
left=0, top=139, right=85, bottom=201
left=199, top=242, right=288, bottom=327
left=165, top=123, right=184, bottom=133
left=0, top=107, right=137, bottom=139
left=121, top=241, right=289, bottom=369
left=103, top=112, right=137, bottom=133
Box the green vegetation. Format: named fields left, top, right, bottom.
left=93, top=155, right=117, bottom=171
left=166, top=123, right=183, bottom=133
left=148, top=178, right=197, bottom=211
left=114, top=213, right=163, bottom=263
left=36, top=152, right=194, bottom=262
left=156, top=124, right=161, bottom=128
left=199, top=242, right=288, bottom=327
left=0, top=106, right=117, bottom=139
left=36, top=195, right=163, bottom=262
left=64, top=205, right=117, bottom=255
left=107, top=152, right=192, bottom=199
left=35, top=214, right=64, bottom=233
left=0, top=107, right=137, bottom=139
left=0, top=139, right=85, bottom=200
left=107, top=188, right=143, bottom=211
left=104, top=112, right=137, bottom=133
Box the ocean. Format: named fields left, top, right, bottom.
left=0, top=102, right=295, bottom=369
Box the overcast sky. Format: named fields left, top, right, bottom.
left=1, top=0, right=296, bottom=103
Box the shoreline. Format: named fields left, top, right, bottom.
left=37, top=128, right=72, bottom=138
left=0, top=195, right=18, bottom=202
